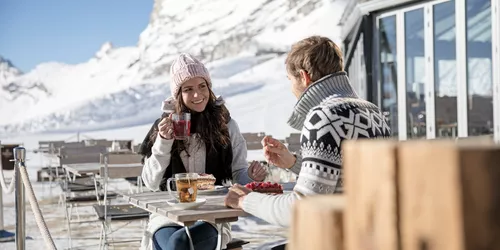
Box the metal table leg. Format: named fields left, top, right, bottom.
left=184, top=226, right=195, bottom=250
left=215, top=224, right=222, bottom=250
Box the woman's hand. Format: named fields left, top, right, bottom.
left=158, top=114, right=174, bottom=140
left=248, top=160, right=267, bottom=181
left=261, top=136, right=296, bottom=169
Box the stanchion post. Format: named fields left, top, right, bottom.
left=14, top=147, right=26, bottom=250
left=0, top=141, right=3, bottom=231
left=0, top=184, right=3, bottom=232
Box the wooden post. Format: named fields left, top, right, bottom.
left=399, top=140, right=500, bottom=250
left=343, top=139, right=400, bottom=250
left=288, top=195, right=345, bottom=250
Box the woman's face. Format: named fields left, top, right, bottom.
left=180, top=77, right=210, bottom=112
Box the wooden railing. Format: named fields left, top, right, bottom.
left=289, top=138, right=500, bottom=250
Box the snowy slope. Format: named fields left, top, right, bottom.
left=137, top=0, right=326, bottom=78
left=0, top=0, right=350, bottom=137
left=0, top=54, right=288, bottom=136
left=0, top=45, right=142, bottom=125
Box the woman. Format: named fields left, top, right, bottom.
left=140, top=53, right=268, bottom=250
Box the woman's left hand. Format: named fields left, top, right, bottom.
left=248, top=160, right=267, bottom=181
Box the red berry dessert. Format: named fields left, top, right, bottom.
left=245, top=182, right=283, bottom=194
left=197, top=173, right=216, bottom=190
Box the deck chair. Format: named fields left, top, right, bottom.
left=110, top=139, right=133, bottom=152
left=95, top=152, right=148, bottom=249
left=242, top=132, right=266, bottom=150
left=59, top=146, right=109, bottom=216
left=132, top=143, right=142, bottom=153
left=36, top=140, right=66, bottom=182
left=38, top=140, right=63, bottom=153
left=61, top=141, right=86, bottom=148
left=242, top=132, right=268, bottom=167
left=59, top=145, right=118, bottom=248
left=59, top=145, right=110, bottom=203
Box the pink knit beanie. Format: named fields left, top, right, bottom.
left=169, top=53, right=211, bottom=99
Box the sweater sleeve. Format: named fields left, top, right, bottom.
left=227, top=118, right=253, bottom=185
left=242, top=107, right=344, bottom=227
left=141, top=134, right=174, bottom=191
left=242, top=191, right=301, bottom=227
left=287, top=153, right=303, bottom=175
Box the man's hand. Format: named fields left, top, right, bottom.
left=248, top=161, right=267, bottom=181
left=224, top=184, right=253, bottom=209
left=261, top=136, right=296, bottom=169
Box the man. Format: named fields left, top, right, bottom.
left=224, top=35, right=391, bottom=227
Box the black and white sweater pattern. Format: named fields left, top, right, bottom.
left=240, top=72, right=391, bottom=227
left=289, top=72, right=391, bottom=195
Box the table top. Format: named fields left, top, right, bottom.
left=122, top=191, right=247, bottom=226
left=62, top=163, right=100, bottom=176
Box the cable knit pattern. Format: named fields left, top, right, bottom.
left=242, top=72, right=391, bottom=227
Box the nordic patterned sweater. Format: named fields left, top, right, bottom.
left=242, top=72, right=391, bottom=227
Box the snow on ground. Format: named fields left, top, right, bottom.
left=255, top=0, right=347, bottom=47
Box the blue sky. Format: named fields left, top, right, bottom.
left=0, top=0, right=153, bottom=72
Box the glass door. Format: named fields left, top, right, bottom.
left=378, top=15, right=398, bottom=137
left=377, top=0, right=496, bottom=140
left=404, top=8, right=427, bottom=139
left=432, top=0, right=458, bottom=138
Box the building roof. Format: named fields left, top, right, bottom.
left=339, top=0, right=420, bottom=40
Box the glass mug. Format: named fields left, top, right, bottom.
left=167, top=173, right=199, bottom=203
left=172, top=113, right=191, bottom=140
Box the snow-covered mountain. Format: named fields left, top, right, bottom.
left=0, top=0, right=348, bottom=137
left=0, top=56, right=23, bottom=83
left=0, top=56, right=49, bottom=104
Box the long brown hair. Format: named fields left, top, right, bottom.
left=175, top=87, right=231, bottom=153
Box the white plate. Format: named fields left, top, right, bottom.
left=166, top=198, right=206, bottom=210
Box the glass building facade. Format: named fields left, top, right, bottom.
left=342, top=0, right=500, bottom=142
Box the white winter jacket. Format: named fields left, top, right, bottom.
left=140, top=117, right=254, bottom=250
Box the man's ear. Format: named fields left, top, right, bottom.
left=299, top=70, right=312, bottom=87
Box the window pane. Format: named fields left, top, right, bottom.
left=434, top=1, right=458, bottom=138
left=349, top=35, right=367, bottom=100
left=405, top=8, right=426, bottom=139
left=466, top=0, right=493, bottom=136
left=379, top=15, right=398, bottom=137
